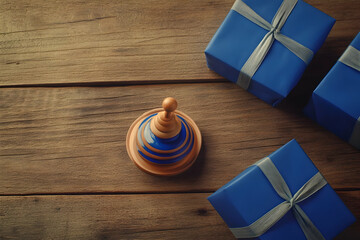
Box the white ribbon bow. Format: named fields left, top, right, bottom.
left=231, top=0, right=314, bottom=90
left=230, top=157, right=327, bottom=239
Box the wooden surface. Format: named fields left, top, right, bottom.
left=0, top=192, right=359, bottom=240
left=0, top=0, right=359, bottom=239
left=0, top=0, right=359, bottom=86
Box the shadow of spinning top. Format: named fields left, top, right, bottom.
left=126, top=97, right=202, bottom=176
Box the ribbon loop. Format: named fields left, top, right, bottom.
left=231, top=0, right=314, bottom=90
left=229, top=157, right=327, bottom=239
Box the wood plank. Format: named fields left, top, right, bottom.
left=0, top=83, right=359, bottom=194
left=1, top=0, right=359, bottom=86
left=0, top=191, right=358, bottom=239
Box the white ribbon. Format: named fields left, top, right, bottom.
left=231, top=0, right=314, bottom=90
left=338, top=45, right=360, bottom=148
left=230, top=157, right=327, bottom=239
left=339, top=46, right=360, bottom=72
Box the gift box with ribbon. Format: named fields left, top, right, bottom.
left=208, top=139, right=355, bottom=239
left=304, top=32, right=360, bottom=150
left=205, top=0, right=335, bottom=106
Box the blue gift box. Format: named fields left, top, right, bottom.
left=205, top=0, right=335, bottom=106
left=304, top=32, right=360, bottom=149
left=208, top=139, right=355, bottom=239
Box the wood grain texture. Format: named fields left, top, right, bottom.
left=1, top=1, right=359, bottom=239
left=1, top=83, right=359, bottom=195
left=1, top=0, right=359, bottom=86
left=0, top=191, right=358, bottom=240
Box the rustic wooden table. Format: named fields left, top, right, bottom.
left=1, top=0, right=359, bottom=239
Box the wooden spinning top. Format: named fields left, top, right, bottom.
left=126, top=97, right=202, bottom=176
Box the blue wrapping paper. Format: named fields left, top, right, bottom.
left=205, top=0, right=335, bottom=106
left=208, top=139, right=355, bottom=240
left=305, top=32, right=360, bottom=149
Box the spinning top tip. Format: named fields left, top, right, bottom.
left=162, top=97, right=177, bottom=118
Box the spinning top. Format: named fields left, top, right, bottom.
left=126, top=97, right=202, bottom=176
